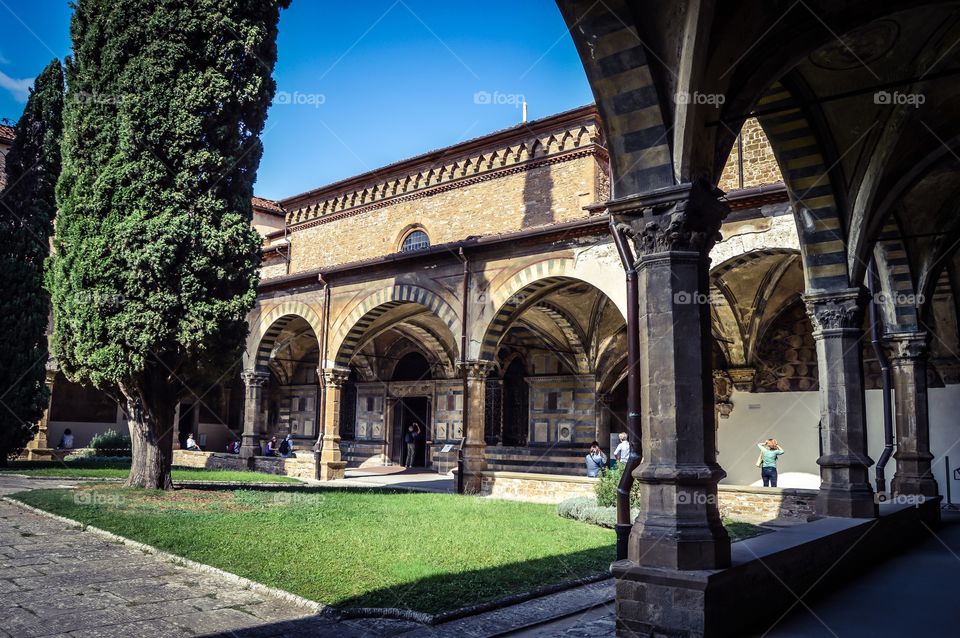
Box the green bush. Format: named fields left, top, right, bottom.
left=89, top=429, right=131, bottom=457
left=595, top=462, right=641, bottom=509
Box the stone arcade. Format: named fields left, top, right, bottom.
left=22, top=1, right=960, bottom=633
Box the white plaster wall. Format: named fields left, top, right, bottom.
left=718, top=389, right=894, bottom=490
left=928, top=385, right=960, bottom=503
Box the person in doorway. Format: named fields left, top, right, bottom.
left=585, top=441, right=607, bottom=477
left=185, top=433, right=201, bottom=451
left=613, top=432, right=631, bottom=466
left=57, top=428, right=74, bottom=450
left=226, top=439, right=240, bottom=454
left=757, top=438, right=784, bottom=487
left=279, top=434, right=294, bottom=458
left=404, top=424, right=418, bottom=468
left=265, top=436, right=278, bottom=457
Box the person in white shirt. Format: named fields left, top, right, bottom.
left=58, top=428, right=74, bottom=450
left=613, top=432, right=632, bottom=465
left=185, top=433, right=201, bottom=451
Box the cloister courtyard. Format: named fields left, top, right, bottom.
left=3, top=0, right=960, bottom=637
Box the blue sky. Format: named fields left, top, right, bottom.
left=0, top=0, right=593, bottom=200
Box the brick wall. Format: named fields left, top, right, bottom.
left=478, top=471, right=818, bottom=521
left=172, top=449, right=317, bottom=480
left=718, top=118, right=783, bottom=192
left=286, top=154, right=601, bottom=272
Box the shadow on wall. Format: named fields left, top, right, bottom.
left=521, top=147, right=554, bottom=228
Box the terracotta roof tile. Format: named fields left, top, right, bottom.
left=0, top=124, right=15, bottom=143
left=251, top=196, right=285, bottom=216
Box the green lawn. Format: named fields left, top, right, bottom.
left=12, top=486, right=614, bottom=613
left=0, top=461, right=299, bottom=483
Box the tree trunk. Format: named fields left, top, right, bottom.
left=121, top=382, right=175, bottom=490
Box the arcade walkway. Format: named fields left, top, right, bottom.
left=513, top=510, right=960, bottom=637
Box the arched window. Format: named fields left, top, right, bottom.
left=401, top=229, right=430, bottom=252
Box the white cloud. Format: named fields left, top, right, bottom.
left=0, top=70, right=32, bottom=102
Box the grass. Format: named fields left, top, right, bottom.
left=0, top=460, right=299, bottom=483
left=11, top=486, right=614, bottom=614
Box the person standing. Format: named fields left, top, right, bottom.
left=613, top=432, right=631, bottom=466
left=585, top=441, right=607, bottom=477
left=757, top=438, right=784, bottom=487
left=404, top=425, right=417, bottom=468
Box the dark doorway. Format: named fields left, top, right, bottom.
left=502, top=359, right=528, bottom=446
left=177, top=402, right=195, bottom=449
left=392, top=396, right=430, bottom=467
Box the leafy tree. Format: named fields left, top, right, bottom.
left=49, top=0, right=289, bottom=488
left=0, top=60, right=64, bottom=465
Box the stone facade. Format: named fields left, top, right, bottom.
left=717, top=118, right=783, bottom=192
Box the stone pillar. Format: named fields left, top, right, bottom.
left=319, top=367, right=350, bottom=480
left=889, top=332, right=938, bottom=497
left=805, top=289, right=877, bottom=518
left=595, top=392, right=612, bottom=450
left=616, top=181, right=731, bottom=572
left=459, top=360, right=494, bottom=492
left=26, top=367, right=56, bottom=458
left=239, top=370, right=268, bottom=460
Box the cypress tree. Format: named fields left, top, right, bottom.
left=48, top=0, right=289, bottom=488
left=0, top=60, right=64, bottom=465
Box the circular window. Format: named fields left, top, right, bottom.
left=401, top=229, right=430, bottom=252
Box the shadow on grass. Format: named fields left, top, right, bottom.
left=331, top=545, right=614, bottom=614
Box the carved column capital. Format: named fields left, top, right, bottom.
left=457, top=359, right=496, bottom=380
left=241, top=370, right=270, bottom=387
left=320, top=367, right=351, bottom=388
left=727, top=367, right=756, bottom=392
left=609, top=180, right=729, bottom=258
left=886, top=332, right=929, bottom=362
left=803, top=288, right=867, bottom=333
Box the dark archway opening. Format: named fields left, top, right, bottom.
left=391, top=397, right=430, bottom=467
left=392, top=351, right=432, bottom=381
left=502, top=358, right=529, bottom=446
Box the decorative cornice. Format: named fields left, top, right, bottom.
left=278, top=145, right=605, bottom=237
left=803, top=288, right=866, bottom=333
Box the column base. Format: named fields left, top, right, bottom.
left=239, top=434, right=260, bottom=461
left=815, top=484, right=877, bottom=518
left=461, top=442, right=485, bottom=494
left=892, top=474, right=939, bottom=497
left=319, top=461, right=347, bottom=481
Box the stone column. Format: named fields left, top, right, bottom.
left=615, top=181, right=731, bottom=572
left=805, top=289, right=877, bottom=518
left=26, top=367, right=56, bottom=458
left=889, top=332, right=938, bottom=497
left=595, top=392, right=612, bottom=449
left=459, top=360, right=494, bottom=492
left=319, top=367, right=350, bottom=480
left=239, top=370, right=269, bottom=460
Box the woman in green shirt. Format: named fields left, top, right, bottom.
left=758, top=439, right=784, bottom=487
